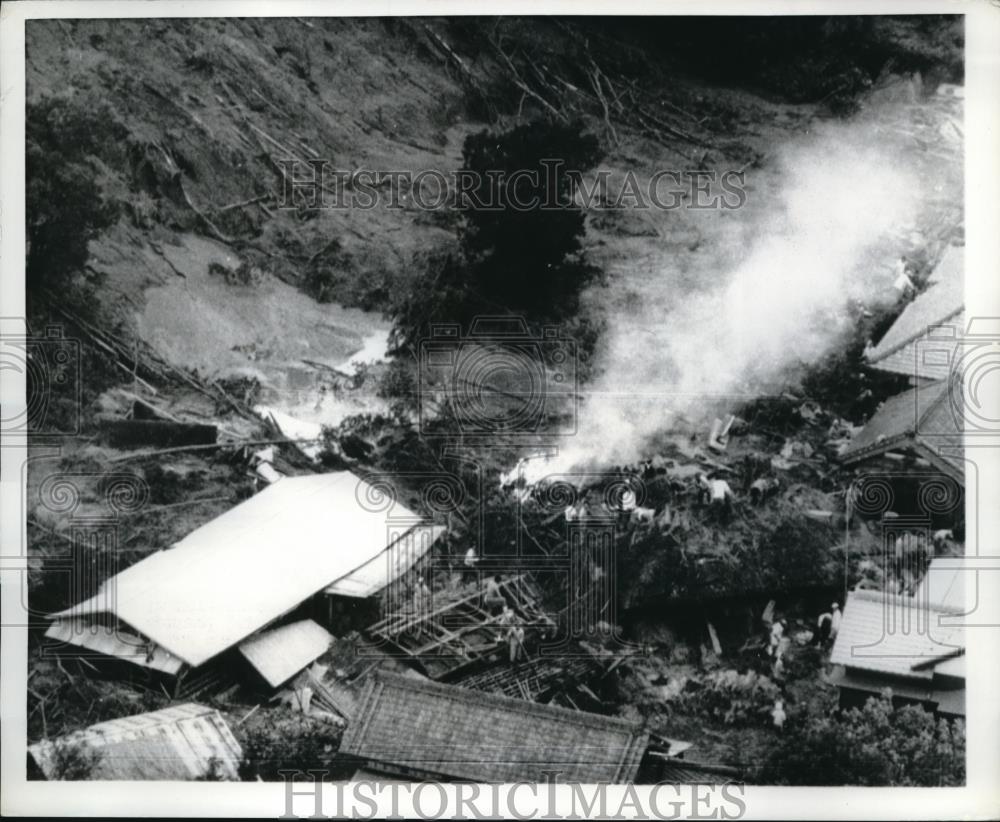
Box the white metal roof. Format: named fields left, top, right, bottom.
left=324, top=524, right=445, bottom=598
left=238, top=619, right=333, bottom=688
left=54, top=473, right=432, bottom=667
left=45, top=618, right=185, bottom=676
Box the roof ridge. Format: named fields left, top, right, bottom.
left=848, top=587, right=965, bottom=616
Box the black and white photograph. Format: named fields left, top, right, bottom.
left=1, top=3, right=998, bottom=819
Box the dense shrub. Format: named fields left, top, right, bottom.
left=238, top=711, right=346, bottom=781
left=760, top=690, right=965, bottom=786
left=680, top=669, right=781, bottom=726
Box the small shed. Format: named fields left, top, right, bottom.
left=28, top=703, right=242, bottom=780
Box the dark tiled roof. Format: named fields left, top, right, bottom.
left=868, top=245, right=964, bottom=374
left=340, top=672, right=649, bottom=783
left=840, top=379, right=963, bottom=481
left=655, top=759, right=742, bottom=784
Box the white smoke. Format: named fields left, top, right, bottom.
left=537, top=118, right=922, bottom=479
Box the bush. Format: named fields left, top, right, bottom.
left=43, top=739, right=103, bottom=780
left=760, top=690, right=965, bottom=785
left=680, top=669, right=781, bottom=726
left=238, top=711, right=344, bottom=781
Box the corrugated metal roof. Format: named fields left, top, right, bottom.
left=324, top=525, right=445, bottom=598
left=45, top=618, right=185, bottom=676
left=54, top=473, right=431, bottom=667
left=830, top=589, right=964, bottom=679
left=868, top=245, right=964, bottom=369
left=340, top=672, right=649, bottom=783
left=28, top=703, right=242, bottom=780
left=238, top=619, right=333, bottom=688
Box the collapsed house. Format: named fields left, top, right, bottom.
left=339, top=671, right=731, bottom=783
left=28, top=703, right=242, bottom=780
left=828, top=575, right=966, bottom=718
left=45, top=472, right=445, bottom=696
left=866, top=244, right=964, bottom=384
left=366, top=575, right=549, bottom=679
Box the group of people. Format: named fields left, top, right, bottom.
left=696, top=470, right=781, bottom=524
left=764, top=602, right=841, bottom=731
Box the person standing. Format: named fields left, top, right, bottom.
left=771, top=698, right=787, bottom=731
left=508, top=623, right=526, bottom=664
left=815, top=609, right=833, bottom=646
left=830, top=603, right=842, bottom=640
left=483, top=574, right=506, bottom=614
left=768, top=618, right=785, bottom=657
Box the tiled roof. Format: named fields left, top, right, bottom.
left=830, top=589, right=965, bottom=679
left=340, top=672, right=649, bottom=783
left=865, top=312, right=965, bottom=381
left=868, top=245, right=964, bottom=376
left=28, top=703, right=242, bottom=780
left=839, top=379, right=963, bottom=481
left=655, top=758, right=742, bottom=784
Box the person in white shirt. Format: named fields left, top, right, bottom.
left=768, top=618, right=785, bottom=657
left=771, top=699, right=786, bottom=731
left=830, top=602, right=842, bottom=638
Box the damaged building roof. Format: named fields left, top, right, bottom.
left=867, top=245, right=964, bottom=380
left=28, top=703, right=242, bottom=780
left=340, top=671, right=651, bottom=783
left=50, top=472, right=443, bottom=668
left=839, top=378, right=963, bottom=482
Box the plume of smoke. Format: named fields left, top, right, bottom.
left=544, top=119, right=922, bottom=477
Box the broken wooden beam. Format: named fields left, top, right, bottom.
left=99, top=419, right=218, bottom=450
